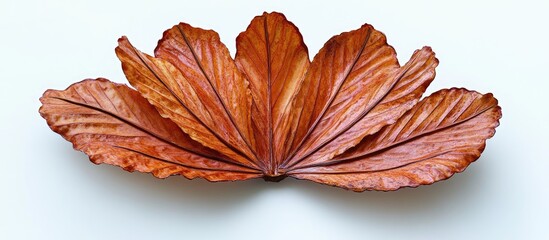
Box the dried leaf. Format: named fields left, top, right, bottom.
left=235, top=12, right=310, bottom=176
left=40, top=12, right=501, bottom=191
left=115, top=37, right=257, bottom=168
left=290, top=89, right=501, bottom=191
left=39, top=79, right=261, bottom=181
left=280, top=26, right=438, bottom=170
left=154, top=22, right=256, bottom=162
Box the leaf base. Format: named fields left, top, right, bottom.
left=263, top=174, right=287, bottom=182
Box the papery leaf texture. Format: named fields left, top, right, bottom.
left=40, top=12, right=501, bottom=191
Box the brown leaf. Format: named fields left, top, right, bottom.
left=154, top=22, right=257, bottom=162
left=40, top=11, right=502, bottom=191
left=39, top=79, right=261, bottom=181
left=235, top=12, right=310, bottom=176
left=280, top=24, right=438, bottom=170
left=290, top=89, right=502, bottom=191
left=116, top=36, right=258, bottom=169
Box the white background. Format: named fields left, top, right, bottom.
left=1, top=0, right=548, bottom=239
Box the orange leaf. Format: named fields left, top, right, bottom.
left=290, top=89, right=501, bottom=191
left=39, top=79, right=261, bottom=181
left=154, top=23, right=256, bottom=162
left=235, top=12, right=310, bottom=177
left=116, top=37, right=258, bottom=168
left=280, top=25, right=438, bottom=170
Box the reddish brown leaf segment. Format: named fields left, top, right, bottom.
left=39, top=79, right=261, bottom=181
left=290, top=88, right=501, bottom=191
left=235, top=13, right=310, bottom=177
left=40, top=12, right=501, bottom=191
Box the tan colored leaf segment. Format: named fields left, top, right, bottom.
left=40, top=12, right=501, bottom=191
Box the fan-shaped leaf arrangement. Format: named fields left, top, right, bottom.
left=40, top=12, right=501, bottom=191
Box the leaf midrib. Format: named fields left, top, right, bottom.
left=114, top=146, right=261, bottom=174
left=263, top=15, right=276, bottom=175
